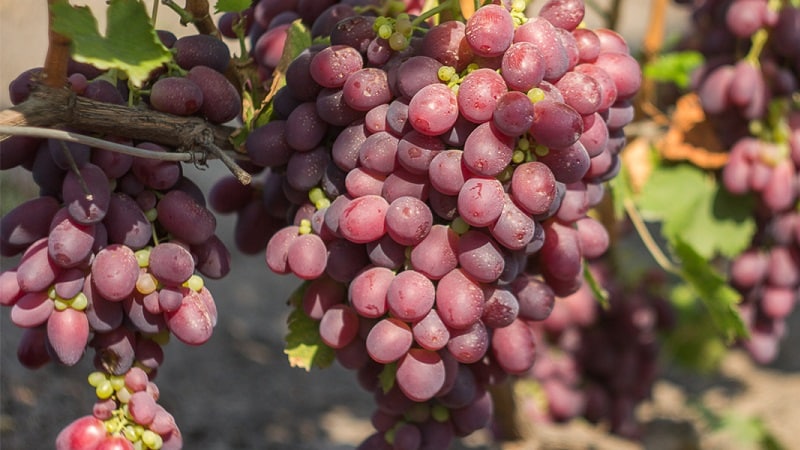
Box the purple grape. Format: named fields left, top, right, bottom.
left=174, top=34, right=230, bottom=73
left=148, top=77, right=204, bottom=116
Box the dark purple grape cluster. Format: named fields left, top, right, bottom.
left=1, top=34, right=236, bottom=449
left=237, top=0, right=427, bottom=84
left=679, top=0, right=800, bottom=364
left=219, top=0, right=642, bottom=447
left=513, top=261, right=674, bottom=439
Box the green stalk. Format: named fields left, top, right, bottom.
left=160, top=0, right=195, bottom=26
left=412, top=0, right=457, bottom=27
left=151, top=0, right=159, bottom=25
left=745, top=28, right=769, bottom=66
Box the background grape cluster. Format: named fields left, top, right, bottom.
left=672, top=0, right=800, bottom=364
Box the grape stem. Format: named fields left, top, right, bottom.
left=151, top=0, right=160, bottom=26
left=42, top=0, right=71, bottom=89
left=59, top=139, right=95, bottom=199
left=623, top=197, right=680, bottom=275
left=160, top=0, right=220, bottom=37
left=745, top=28, right=769, bottom=66
left=160, top=0, right=197, bottom=27
left=0, top=125, right=205, bottom=162
left=412, top=0, right=456, bottom=27
left=0, top=84, right=252, bottom=184
left=197, top=137, right=252, bottom=185
left=185, top=0, right=221, bottom=38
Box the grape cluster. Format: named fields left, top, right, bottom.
left=514, top=261, right=674, bottom=439
left=216, top=0, right=642, bottom=447
left=679, top=0, right=800, bottom=364
left=235, top=0, right=428, bottom=84
left=56, top=367, right=182, bottom=450
left=2, top=27, right=237, bottom=449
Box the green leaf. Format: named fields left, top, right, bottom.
left=663, top=284, right=728, bottom=372
left=214, top=0, right=251, bottom=14
left=643, top=50, right=704, bottom=89
left=284, top=283, right=335, bottom=371
left=637, top=163, right=756, bottom=259
left=692, top=403, right=786, bottom=450
left=50, top=0, right=172, bottom=87
left=274, top=19, right=312, bottom=85
left=673, top=238, right=748, bottom=342
left=253, top=19, right=311, bottom=126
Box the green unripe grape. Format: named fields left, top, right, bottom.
left=517, top=136, right=531, bottom=151
left=298, top=219, right=312, bottom=235
left=450, top=217, right=470, bottom=235
left=71, top=292, right=88, bottom=311
left=135, top=248, right=151, bottom=268
left=527, top=87, right=545, bottom=103
left=498, top=165, right=514, bottom=183
left=389, top=32, right=407, bottom=51
left=142, top=430, right=163, bottom=449
left=431, top=403, right=450, bottom=422
left=315, top=198, right=331, bottom=210
left=54, top=298, right=70, bottom=311
left=384, top=427, right=397, bottom=445
left=396, top=14, right=412, bottom=37
left=183, top=274, right=204, bottom=292
left=96, top=379, right=115, bottom=399
left=88, top=371, right=108, bottom=387
left=117, top=386, right=132, bottom=404
left=123, top=424, right=140, bottom=441
left=110, top=375, right=126, bottom=391
left=512, top=149, right=527, bottom=164
left=378, top=23, right=393, bottom=39
left=438, top=66, right=457, bottom=82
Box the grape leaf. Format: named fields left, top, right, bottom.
left=643, top=51, right=703, bottom=89
left=284, top=283, right=335, bottom=371
left=254, top=19, right=312, bottom=128
left=673, top=238, right=748, bottom=342
left=50, top=0, right=172, bottom=87
left=693, top=403, right=786, bottom=450
left=663, top=284, right=728, bottom=372
left=214, top=0, right=251, bottom=14
left=637, top=162, right=755, bottom=259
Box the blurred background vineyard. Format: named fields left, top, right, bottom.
left=2, top=1, right=800, bottom=449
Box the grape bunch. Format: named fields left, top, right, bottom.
left=678, top=0, right=800, bottom=364
left=514, top=261, right=674, bottom=439
left=214, top=0, right=642, bottom=447
left=56, top=367, right=181, bottom=450
left=233, top=0, right=428, bottom=84
left=1, top=23, right=239, bottom=449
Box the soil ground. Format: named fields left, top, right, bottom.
left=2, top=2, right=800, bottom=449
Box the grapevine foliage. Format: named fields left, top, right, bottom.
left=50, top=0, right=172, bottom=87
